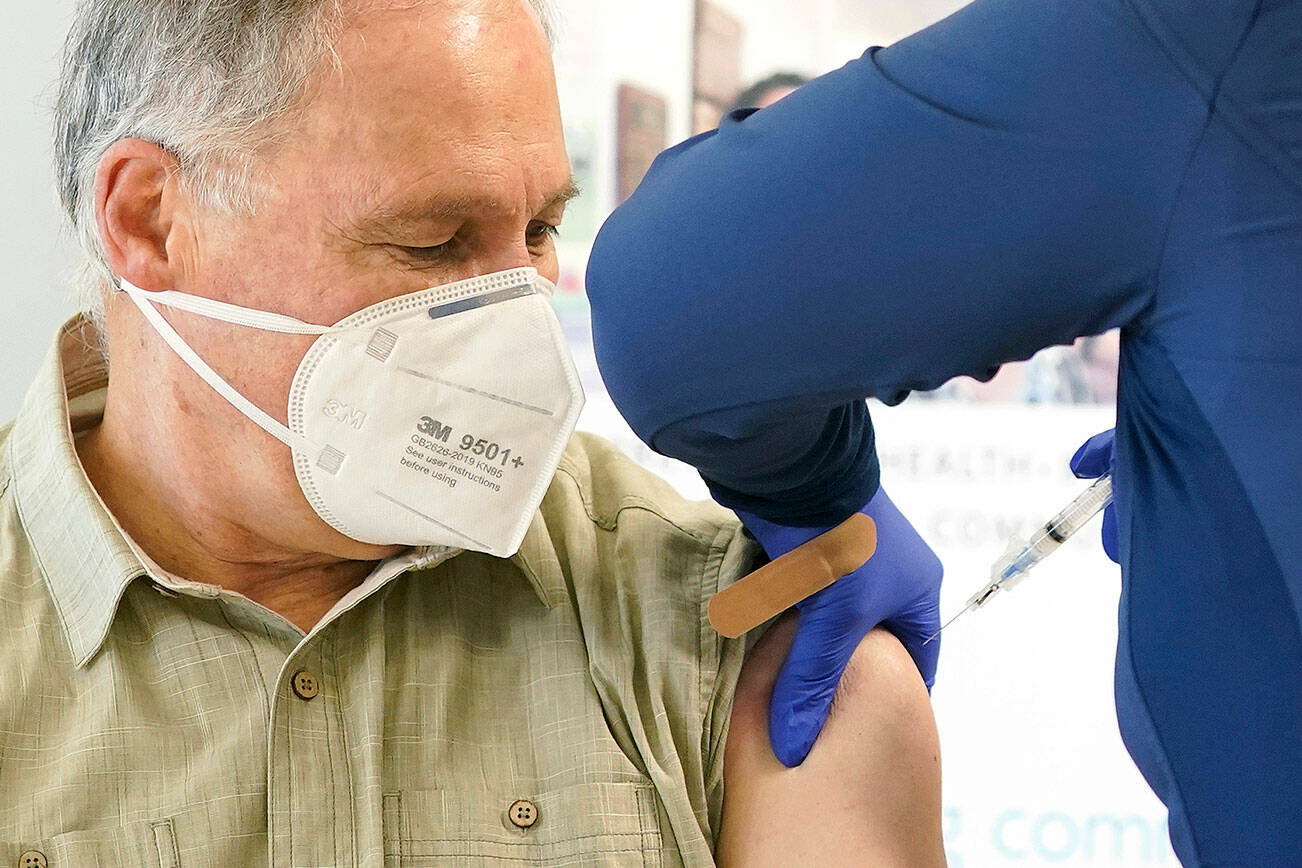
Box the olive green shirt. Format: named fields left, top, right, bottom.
left=0, top=319, right=759, bottom=867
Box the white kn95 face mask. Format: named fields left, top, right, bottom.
left=116, top=268, right=584, bottom=558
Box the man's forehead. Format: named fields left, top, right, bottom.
left=340, top=0, right=540, bottom=61
left=316, top=0, right=554, bottom=120
left=353, top=177, right=580, bottom=232
left=347, top=0, right=522, bottom=27
left=283, top=0, right=568, bottom=225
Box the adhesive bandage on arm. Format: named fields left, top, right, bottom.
left=708, top=513, right=877, bottom=639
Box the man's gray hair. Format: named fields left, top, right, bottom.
left=53, top=0, right=556, bottom=346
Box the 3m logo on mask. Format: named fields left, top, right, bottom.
left=417, top=416, right=453, bottom=442
left=324, top=399, right=367, bottom=430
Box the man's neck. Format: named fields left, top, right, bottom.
left=74, top=418, right=383, bottom=635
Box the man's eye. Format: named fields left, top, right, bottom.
left=397, top=240, right=456, bottom=261
left=527, top=222, right=561, bottom=248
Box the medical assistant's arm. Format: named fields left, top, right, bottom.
left=587, top=0, right=1215, bottom=525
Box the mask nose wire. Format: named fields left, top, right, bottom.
left=116, top=278, right=318, bottom=454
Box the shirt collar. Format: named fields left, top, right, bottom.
left=9, top=318, right=142, bottom=668
left=509, top=507, right=568, bottom=609
left=9, top=317, right=562, bottom=669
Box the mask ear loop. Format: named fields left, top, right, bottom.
left=128, top=287, right=338, bottom=335
left=117, top=279, right=323, bottom=454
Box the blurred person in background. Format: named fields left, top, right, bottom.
left=923, top=331, right=1120, bottom=404
left=0, top=0, right=943, bottom=864
left=731, top=72, right=810, bottom=112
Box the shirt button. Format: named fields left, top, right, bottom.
left=19, top=851, right=47, bottom=868
left=508, top=799, right=539, bottom=829
left=290, top=670, right=319, bottom=701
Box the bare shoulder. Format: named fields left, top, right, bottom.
left=718, top=613, right=946, bottom=867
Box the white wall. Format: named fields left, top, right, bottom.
left=1, top=0, right=80, bottom=419
left=878, top=405, right=1173, bottom=867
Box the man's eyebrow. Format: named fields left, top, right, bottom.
left=542, top=179, right=582, bottom=211
left=354, top=178, right=581, bottom=232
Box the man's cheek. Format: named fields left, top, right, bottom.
left=538, top=251, right=561, bottom=285
left=217, top=330, right=316, bottom=420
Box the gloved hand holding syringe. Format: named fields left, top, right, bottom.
left=924, top=471, right=1114, bottom=645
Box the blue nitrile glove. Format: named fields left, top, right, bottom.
left=735, top=487, right=943, bottom=767
left=1069, top=429, right=1121, bottom=564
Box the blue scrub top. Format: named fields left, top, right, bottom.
left=586, top=0, right=1302, bottom=863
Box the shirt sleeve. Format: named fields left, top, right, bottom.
left=701, top=518, right=763, bottom=842
left=585, top=0, right=1217, bottom=525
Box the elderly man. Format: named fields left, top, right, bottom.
left=0, top=0, right=943, bottom=865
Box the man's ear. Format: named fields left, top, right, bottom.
left=94, top=139, right=190, bottom=292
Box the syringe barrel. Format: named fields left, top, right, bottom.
left=1004, top=474, right=1114, bottom=586
left=975, top=473, right=1115, bottom=613
left=1043, top=474, right=1114, bottom=542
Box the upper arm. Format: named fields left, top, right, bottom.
left=715, top=614, right=944, bottom=867
left=590, top=0, right=1205, bottom=436
left=587, top=0, right=1210, bottom=520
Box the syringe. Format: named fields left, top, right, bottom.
left=923, top=473, right=1113, bottom=645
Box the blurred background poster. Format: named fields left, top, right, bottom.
left=616, top=84, right=668, bottom=204
left=3, top=1, right=1172, bottom=863
left=691, top=1, right=743, bottom=134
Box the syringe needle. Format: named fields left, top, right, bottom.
left=923, top=579, right=1006, bottom=645
left=922, top=473, right=1114, bottom=646
left=923, top=596, right=980, bottom=646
